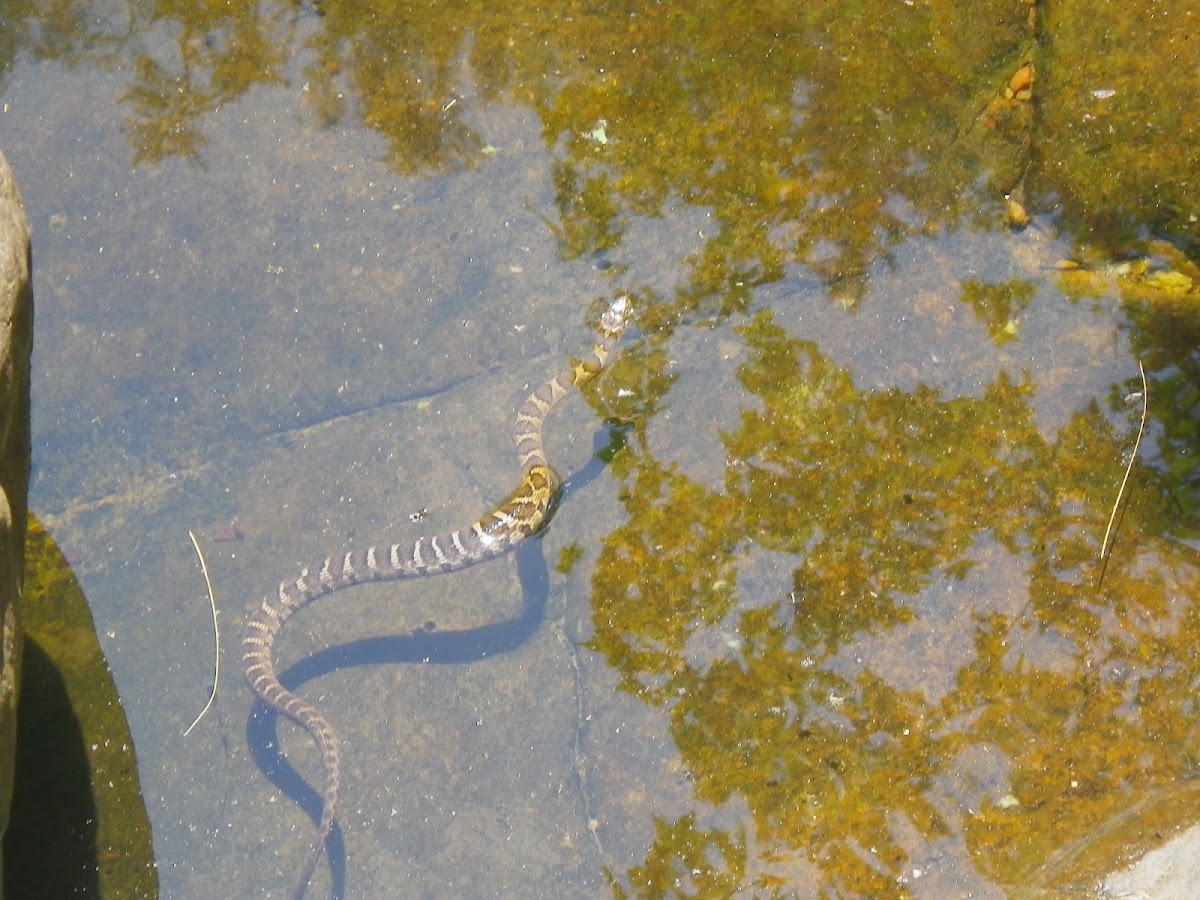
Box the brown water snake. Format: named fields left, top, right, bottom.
left=240, top=295, right=631, bottom=898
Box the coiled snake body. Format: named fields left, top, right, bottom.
left=241, top=295, right=631, bottom=899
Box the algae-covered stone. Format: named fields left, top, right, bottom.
left=5, top=517, right=158, bottom=898
left=0, top=146, right=33, bottom=900
left=1040, top=0, right=1200, bottom=251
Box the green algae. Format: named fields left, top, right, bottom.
left=588, top=302, right=1200, bottom=894
left=960, top=279, right=1036, bottom=346
left=3, top=0, right=1193, bottom=281
left=556, top=542, right=585, bottom=576
left=610, top=813, right=747, bottom=900
left=1039, top=0, right=1200, bottom=252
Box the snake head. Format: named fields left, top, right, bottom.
left=601, top=294, right=633, bottom=337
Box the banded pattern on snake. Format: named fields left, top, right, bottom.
left=241, top=295, right=631, bottom=899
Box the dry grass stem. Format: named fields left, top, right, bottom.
left=184, top=529, right=220, bottom=736
left=1097, top=361, right=1148, bottom=591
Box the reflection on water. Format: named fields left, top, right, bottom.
left=2, top=0, right=1199, bottom=896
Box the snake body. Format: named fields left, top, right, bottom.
left=241, top=295, right=630, bottom=899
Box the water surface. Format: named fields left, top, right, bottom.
left=2, top=0, right=1199, bottom=897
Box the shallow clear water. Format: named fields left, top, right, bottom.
left=3, top=1, right=1199, bottom=897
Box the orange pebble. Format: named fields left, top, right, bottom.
left=1006, top=63, right=1034, bottom=99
